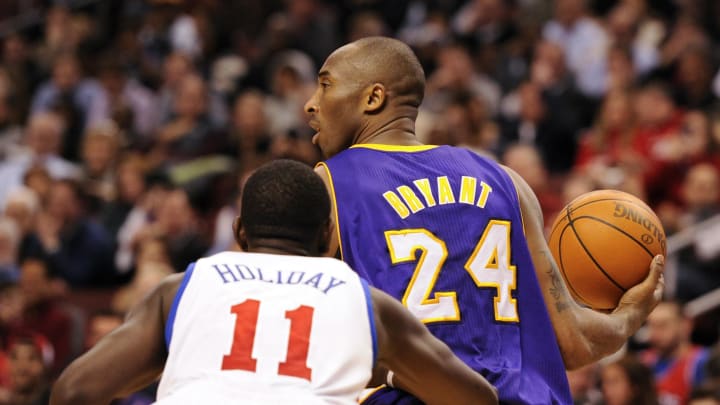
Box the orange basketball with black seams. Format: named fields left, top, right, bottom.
left=547, top=190, right=666, bottom=311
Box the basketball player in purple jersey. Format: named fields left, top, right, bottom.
left=305, top=37, right=665, bottom=404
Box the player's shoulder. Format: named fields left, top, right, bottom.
left=151, top=272, right=186, bottom=317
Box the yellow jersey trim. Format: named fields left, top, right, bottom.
left=350, top=144, right=438, bottom=152
left=316, top=162, right=344, bottom=260
left=358, top=385, right=386, bottom=404
left=505, top=169, right=526, bottom=236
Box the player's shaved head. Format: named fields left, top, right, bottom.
left=329, top=36, right=425, bottom=108
left=240, top=160, right=330, bottom=246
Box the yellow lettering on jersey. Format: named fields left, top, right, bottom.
left=413, top=178, right=436, bottom=207
left=437, top=176, right=455, bottom=205
left=476, top=181, right=493, bottom=208
left=459, top=176, right=477, bottom=205
left=397, top=185, right=425, bottom=213
left=383, top=191, right=410, bottom=219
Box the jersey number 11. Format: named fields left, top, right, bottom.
left=221, top=299, right=315, bottom=381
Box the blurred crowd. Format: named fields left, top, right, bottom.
left=0, top=0, right=719, bottom=404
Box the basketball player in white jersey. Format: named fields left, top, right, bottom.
left=50, top=160, right=498, bottom=405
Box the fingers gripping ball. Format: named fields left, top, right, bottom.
left=548, top=190, right=667, bottom=311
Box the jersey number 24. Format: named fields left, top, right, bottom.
left=385, top=220, right=518, bottom=323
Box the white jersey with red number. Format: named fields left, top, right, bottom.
left=155, top=251, right=376, bottom=405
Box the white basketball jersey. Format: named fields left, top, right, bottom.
left=156, top=251, right=376, bottom=405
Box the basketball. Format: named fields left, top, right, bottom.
left=547, top=190, right=666, bottom=311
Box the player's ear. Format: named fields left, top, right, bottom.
left=233, top=216, right=249, bottom=251
left=364, top=83, right=386, bottom=113
left=318, top=219, right=333, bottom=255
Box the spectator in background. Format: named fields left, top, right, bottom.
left=0, top=281, right=22, bottom=390
left=22, top=167, right=52, bottom=207
left=0, top=334, right=53, bottom=405
left=501, top=143, right=564, bottom=231
left=24, top=179, right=115, bottom=287
left=15, top=256, right=73, bottom=378
left=205, top=190, right=240, bottom=256
left=660, top=15, right=709, bottom=69
left=605, top=45, right=637, bottom=92
left=600, top=356, right=658, bottom=405
left=265, top=0, right=340, bottom=68
left=0, top=112, right=80, bottom=206
left=264, top=50, right=316, bottom=138
left=208, top=54, right=247, bottom=104
left=425, top=42, right=502, bottom=116
left=0, top=218, right=20, bottom=283
left=134, top=0, right=189, bottom=84
left=642, top=111, right=717, bottom=206
left=267, top=126, right=322, bottom=166
left=167, top=3, right=205, bottom=61
left=79, top=121, right=123, bottom=213
left=397, top=2, right=451, bottom=62
left=575, top=89, right=639, bottom=188
left=96, top=54, right=159, bottom=142
left=542, top=0, right=610, bottom=98
left=131, top=187, right=208, bottom=272
left=641, top=300, right=710, bottom=405
left=528, top=39, right=589, bottom=144
left=30, top=52, right=109, bottom=162
left=156, top=52, right=194, bottom=126
left=451, top=0, right=520, bottom=48
left=230, top=90, right=274, bottom=172
left=566, top=363, right=602, bottom=405
left=132, top=235, right=171, bottom=272
left=500, top=81, right=577, bottom=173
left=631, top=81, right=686, bottom=205
left=155, top=52, right=228, bottom=129
left=149, top=74, right=229, bottom=168
left=32, top=5, right=98, bottom=75
left=99, top=154, right=147, bottom=245
left=2, top=187, right=40, bottom=260
left=561, top=172, right=597, bottom=203
left=113, top=174, right=171, bottom=275
left=111, top=260, right=172, bottom=315
left=0, top=68, right=24, bottom=160
left=2, top=33, right=41, bottom=123
left=674, top=46, right=716, bottom=111
left=671, top=163, right=720, bottom=302
left=448, top=92, right=500, bottom=157
left=604, top=0, right=662, bottom=76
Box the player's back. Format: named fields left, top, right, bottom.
left=321, top=144, right=572, bottom=404
left=157, top=251, right=376, bottom=405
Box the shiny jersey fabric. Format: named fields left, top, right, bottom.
left=321, top=144, right=572, bottom=405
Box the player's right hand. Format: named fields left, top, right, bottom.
left=614, top=255, right=665, bottom=326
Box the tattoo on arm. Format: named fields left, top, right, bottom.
left=540, top=249, right=571, bottom=313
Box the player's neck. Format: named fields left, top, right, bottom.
left=247, top=238, right=317, bottom=257
left=355, top=110, right=422, bottom=146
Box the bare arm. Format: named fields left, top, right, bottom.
left=50, top=274, right=183, bottom=405
left=502, top=166, right=664, bottom=369
left=371, top=288, right=498, bottom=405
